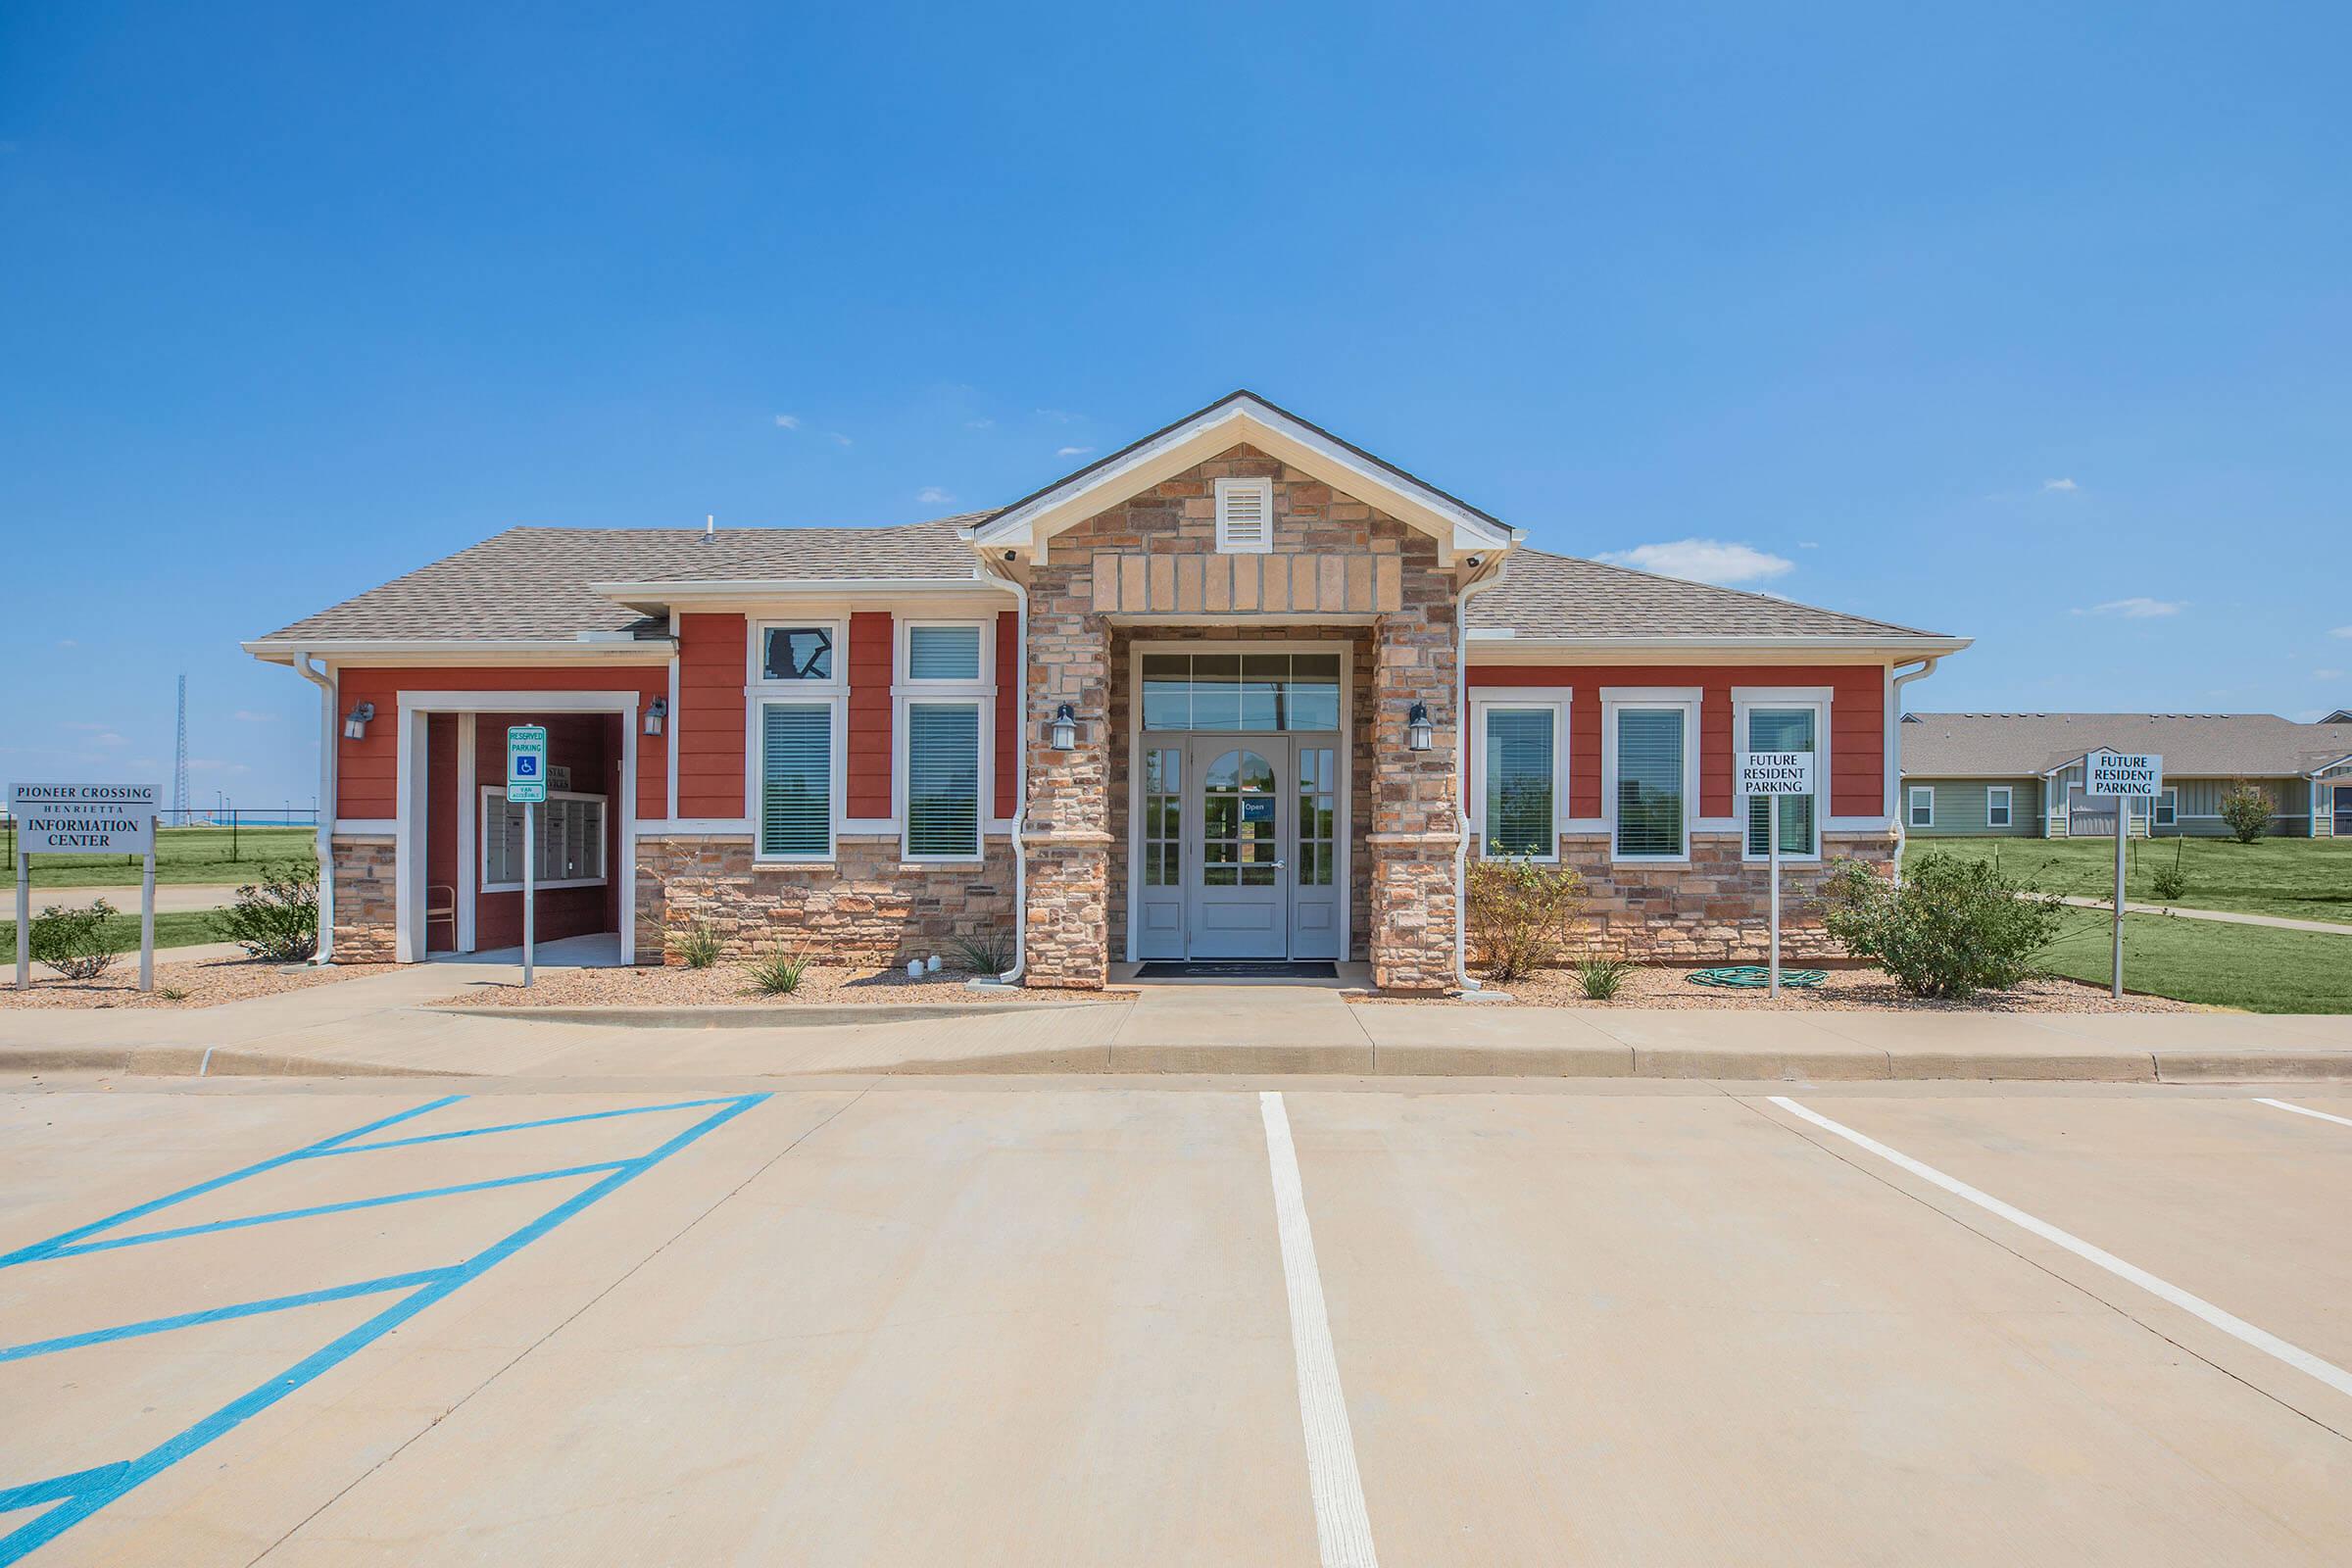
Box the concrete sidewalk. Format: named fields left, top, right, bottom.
left=25, top=882, right=249, bottom=913
left=2050, top=893, right=2352, bottom=936
left=4, top=963, right=2351, bottom=1082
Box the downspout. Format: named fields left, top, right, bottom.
left=969, top=557, right=1029, bottom=987
left=295, top=652, right=336, bottom=964
left=1453, top=555, right=1511, bottom=993
left=1887, top=655, right=1941, bottom=879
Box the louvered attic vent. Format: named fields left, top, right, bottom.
left=1214, top=477, right=1273, bottom=554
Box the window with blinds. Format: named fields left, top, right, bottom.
left=1483, top=708, right=1556, bottom=858
left=1613, top=708, right=1687, bottom=858
left=906, top=624, right=982, bottom=683
left=906, top=702, right=981, bottom=858
left=1214, top=477, right=1273, bottom=553
left=481, top=791, right=606, bottom=889
left=1743, top=707, right=1817, bottom=857
left=760, top=703, right=833, bottom=858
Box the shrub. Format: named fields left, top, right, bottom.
left=29, top=901, right=123, bottom=981
left=673, top=922, right=723, bottom=969
left=947, top=930, right=1014, bottom=975
left=2149, top=840, right=2187, bottom=904
left=219, top=861, right=318, bottom=962
left=1465, top=858, right=1587, bottom=983
left=2218, top=780, right=2271, bottom=844
left=748, top=950, right=808, bottom=997
left=1575, top=956, right=1634, bottom=1001
left=1817, top=851, right=2064, bottom=1001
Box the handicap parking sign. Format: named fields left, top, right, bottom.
left=506, top=725, right=549, bottom=804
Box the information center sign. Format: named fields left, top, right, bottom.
left=8, top=783, right=157, bottom=855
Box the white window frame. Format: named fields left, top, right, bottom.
left=1213, top=476, right=1274, bottom=554
left=1908, top=785, right=1936, bottom=829
left=479, top=786, right=609, bottom=893
left=1469, top=690, right=1570, bottom=862
left=1733, top=688, right=1831, bottom=863
left=748, top=618, right=845, bottom=687
left=1986, top=785, right=2013, bottom=829
left=896, top=616, right=994, bottom=688
left=2155, top=788, right=2178, bottom=827
left=749, top=697, right=844, bottom=864
left=891, top=616, right=996, bottom=861
left=1601, top=688, right=1701, bottom=863
left=899, top=696, right=989, bottom=864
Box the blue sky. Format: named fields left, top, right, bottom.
left=5, top=2, right=2349, bottom=810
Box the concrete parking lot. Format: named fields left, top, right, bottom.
left=5, top=1074, right=2350, bottom=1565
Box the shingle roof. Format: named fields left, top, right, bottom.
left=1901, top=712, right=2352, bottom=779
left=259, top=517, right=990, bottom=644
left=1468, top=549, right=1953, bottom=642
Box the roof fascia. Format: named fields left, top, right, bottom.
left=1467, top=632, right=1972, bottom=660
left=965, top=396, right=1517, bottom=564
left=242, top=638, right=674, bottom=667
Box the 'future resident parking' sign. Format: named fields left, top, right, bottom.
left=2085, top=751, right=2164, bottom=798
left=1739, top=752, right=1815, bottom=797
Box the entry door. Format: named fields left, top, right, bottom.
left=2336, top=784, right=2352, bottom=836
left=1188, top=739, right=1289, bottom=958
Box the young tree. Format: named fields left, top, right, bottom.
left=2217, top=780, right=2272, bottom=844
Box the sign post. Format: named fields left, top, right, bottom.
left=506, top=726, right=548, bottom=988
left=2085, top=750, right=2163, bottom=1000
left=8, top=783, right=159, bottom=992
left=1739, top=751, right=1816, bottom=999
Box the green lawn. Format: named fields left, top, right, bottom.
left=0, top=908, right=241, bottom=956
left=2035, top=905, right=2352, bottom=1013
left=1927, top=835, right=2352, bottom=926
left=8, top=826, right=317, bottom=889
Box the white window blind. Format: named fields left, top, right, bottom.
left=1743, top=708, right=1816, bottom=856
left=1214, top=477, right=1273, bottom=553
left=1484, top=708, right=1556, bottom=858
left=1614, top=709, right=1687, bottom=858
left=760, top=704, right=833, bottom=858
left=906, top=702, right=980, bottom=858
left=1987, top=786, right=2013, bottom=828
left=907, top=624, right=982, bottom=682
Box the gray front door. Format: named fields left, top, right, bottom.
left=1188, top=740, right=1288, bottom=958
left=2336, top=784, right=2352, bottom=836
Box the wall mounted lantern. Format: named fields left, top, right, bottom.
left=643, top=697, right=667, bottom=736
left=1049, top=703, right=1078, bottom=751
left=342, top=701, right=376, bottom=741
left=1405, top=701, right=1433, bottom=753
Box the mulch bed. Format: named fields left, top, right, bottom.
left=435, top=962, right=1116, bottom=1009
left=1353, top=964, right=2195, bottom=1012
left=0, top=956, right=397, bottom=1009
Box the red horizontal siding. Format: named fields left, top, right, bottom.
left=676, top=614, right=746, bottom=817
left=334, top=664, right=668, bottom=821
left=847, top=612, right=893, bottom=819
left=1468, top=663, right=1887, bottom=818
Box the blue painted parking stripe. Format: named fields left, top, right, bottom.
left=0, top=1095, right=467, bottom=1269
left=0, top=1463, right=128, bottom=1513
left=0, top=1269, right=458, bottom=1364
left=0, top=1091, right=770, bottom=1565
left=308, top=1096, right=751, bottom=1157
left=44, top=1161, right=633, bottom=1259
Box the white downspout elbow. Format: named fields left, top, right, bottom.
left=1887, top=655, right=1941, bottom=879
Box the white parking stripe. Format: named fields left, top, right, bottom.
left=1258, top=1092, right=1380, bottom=1568
left=1769, top=1096, right=2352, bottom=1401
left=2255, top=1097, right=2352, bottom=1130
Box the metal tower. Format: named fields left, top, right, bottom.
left=172, top=673, right=190, bottom=821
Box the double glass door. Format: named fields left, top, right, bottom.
left=1133, top=735, right=1342, bottom=960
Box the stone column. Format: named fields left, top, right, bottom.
left=1021, top=565, right=1113, bottom=989
left=1366, top=593, right=1460, bottom=993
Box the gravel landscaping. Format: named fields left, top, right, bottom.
left=436, top=962, right=1117, bottom=1008
left=0, top=956, right=396, bottom=1009
left=1356, top=964, right=2196, bottom=1012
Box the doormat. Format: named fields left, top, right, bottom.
left=1134, top=960, right=1340, bottom=979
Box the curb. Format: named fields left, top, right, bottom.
left=419, top=1001, right=1126, bottom=1029
left=0, top=1045, right=454, bottom=1078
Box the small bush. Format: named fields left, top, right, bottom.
left=1466, top=858, right=1587, bottom=983
left=219, top=861, right=318, bottom=962
left=748, top=950, right=808, bottom=997
left=947, top=930, right=1014, bottom=975
left=158, top=985, right=190, bottom=1002
left=1817, top=851, right=2064, bottom=1001
left=2149, top=857, right=2188, bottom=904
left=30, top=901, right=123, bottom=981
left=1576, top=956, right=1634, bottom=1001
left=673, top=922, right=723, bottom=969
left=2218, top=780, right=2271, bottom=844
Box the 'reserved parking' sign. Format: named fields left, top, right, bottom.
left=2086, top=750, right=2163, bottom=797
left=506, top=726, right=549, bottom=805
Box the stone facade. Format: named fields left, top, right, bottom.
left=634, top=834, right=1016, bottom=965
left=1016, top=443, right=1462, bottom=992
left=1468, top=829, right=1897, bottom=965
left=328, top=835, right=398, bottom=962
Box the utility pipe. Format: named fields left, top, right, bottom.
left=294, top=651, right=336, bottom=964
left=1452, top=554, right=1511, bottom=993
left=969, top=558, right=1030, bottom=986
left=1886, top=655, right=1941, bottom=880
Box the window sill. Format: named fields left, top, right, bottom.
left=753, top=858, right=835, bottom=870
left=899, top=858, right=985, bottom=871
left=1610, top=855, right=1691, bottom=867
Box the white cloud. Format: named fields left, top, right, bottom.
left=56, top=638, right=78, bottom=649
left=1055, top=445, right=1094, bottom=458
left=2331, top=626, right=2352, bottom=640
left=1593, top=539, right=1794, bottom=586
left=2041, top=477, right=2079, bottom=493
left=916, top=486, right=956, bottom=505
left=2076, top=597, right=2184, bottom=618
left=1036, top=408, right=1083, bottom=423
left=2317, top=669, right=2347, bottom=682
left=232, top=710, right=275, bottom=723
left=965, top=417, right=994, bottom=429
left=827, top=432, right=853, bottom=448
left=1797, top=540, right=1820, bottom=550
left=772, top=414, right=801, bottom=429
